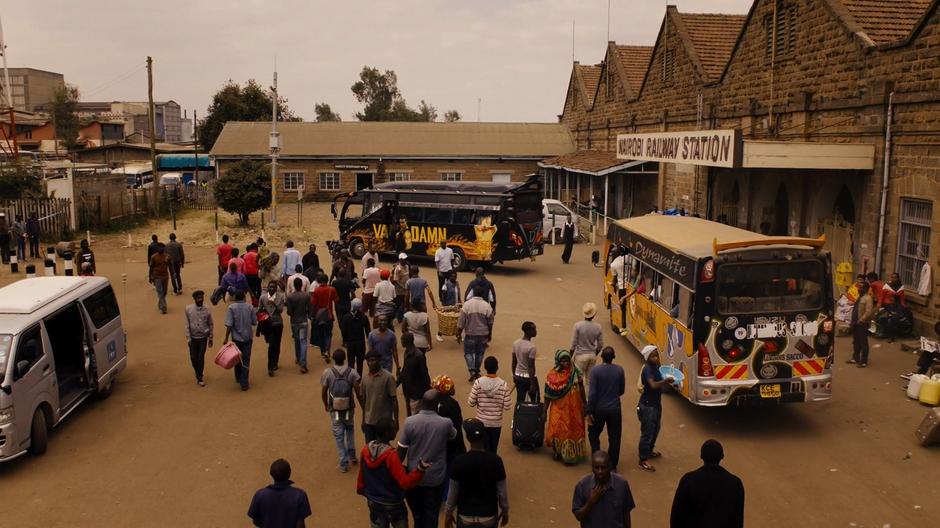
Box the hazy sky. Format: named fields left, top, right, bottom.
left=4, top=0, right=753, bottom=122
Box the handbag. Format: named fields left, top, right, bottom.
left=214, top=342, right=242, bottom=369
left=257, top=310, right=270, bottom=323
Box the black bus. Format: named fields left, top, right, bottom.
left=331, top=176, right=544, bottom=270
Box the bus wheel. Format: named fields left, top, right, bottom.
left=450, top=248, right=467, bottom=271
left=28, top=409, right=49, bottom=455
left=349, top=239, right=366, bottom=259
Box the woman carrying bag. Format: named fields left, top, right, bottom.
left=258, top=280, right=286, bottom=377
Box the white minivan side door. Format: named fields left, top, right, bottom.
left=10, top=325, right=57, bottom=450
left=80, top=285, right=126, bottom=388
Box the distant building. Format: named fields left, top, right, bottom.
left=36, top=100, right=185, bottom=143
left=2, top=68, right=65, bottom=112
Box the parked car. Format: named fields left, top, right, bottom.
left=0, top=277, right=127, bottom=461
left=542, top=199, right=580, bottom=240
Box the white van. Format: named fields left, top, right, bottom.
left=542, top=199, right=580, bottom=240
left=0, top=277, right=127, bottom=461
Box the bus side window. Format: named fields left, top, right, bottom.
left=401, top=207, right=424, bottom=223
left=424, top=208, right=452, bottom=224
left=678, top=288, right=693, bottom=327
left=452, top=210, right=474, bottom=225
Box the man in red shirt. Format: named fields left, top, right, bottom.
left=311, top=272, right=339, bottom=363
left=244, top=243, right=261, bottom=300
left=216, top=234, right=233, bottom=285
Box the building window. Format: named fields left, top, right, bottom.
left=897, top=198, right=932, bottom=290
left=282, top=172, right=305, bottom=191
left=764, top=3, right=797, bottom=60
left=440, top=172, right=462, bottom=182
left=491, top=173, right=512, bottom=184
left=661, top=49, right=674, bottom=86
left=388, top=172, right=410, bottom=182
left=319, top=172, right=341, bottom=191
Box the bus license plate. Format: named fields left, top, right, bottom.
left=759, top=384, right=782, bottom=398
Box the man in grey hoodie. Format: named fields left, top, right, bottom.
left=467, top=356, right=513, bottom=454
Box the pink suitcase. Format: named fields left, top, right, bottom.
left=214, top=343, right=242, bottom=369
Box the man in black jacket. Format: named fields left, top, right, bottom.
left=670, top=439, right=744, bottom=528
left=340, top=298, right=371, bottom=376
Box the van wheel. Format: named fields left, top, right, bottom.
left=28, top=409, right=48, bottom=455
left=96, top=378, right=114, bottom=400
left=349, top=239, right=366, bottom=259
left=450, top=248, right=467, bottom=271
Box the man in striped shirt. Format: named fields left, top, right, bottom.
left=467, top=356, right=513, bottom=454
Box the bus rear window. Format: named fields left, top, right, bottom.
left=716, top=261, right=825, bottom=315
left=514, top=191, right=541, bottom=211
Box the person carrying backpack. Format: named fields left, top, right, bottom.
left=321, top=349, right=364, bottom=473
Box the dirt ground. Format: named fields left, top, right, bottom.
left=0, top=205, right=938, bottom=527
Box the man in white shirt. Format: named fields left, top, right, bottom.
left=433, top=241, right=454, bottom=304
left=361, top=258, right=382, bottom=318
left=609, top=246, right=629, bottom=296
left=286, top=264, right=310, bottom=294
left=361, top=242, right=378, bottom=273
left=374, top=269, right=398, bottom=329
left=282, top=240, right=302, bottom=279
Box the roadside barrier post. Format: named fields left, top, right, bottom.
left=26, top=264, right=36, bottom=278
left=44, top=258, right=55, bottom=276
left=64, top=257, right=74, bottom=276
left=10, top=255, right=17, bottom=273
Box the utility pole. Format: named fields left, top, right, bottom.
left=0, top=15, right=13, bottom=110
left=147, top=56, right=160, bottom=216
left=269, top=70, right=280, bottom=225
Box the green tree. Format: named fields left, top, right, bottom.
left=314, top=103, right=342, bottom=122
left=444, top=109, right=461, bottom=122
left=351, top=66, right=430, bottom=122
left=198, top=79, right=301, bottom=150
left=50, top=84, right=81, bottom=150
left=417, top=100, right=437, bottom=122
left=214, top=160, right=272, bottom=225
left=0, top=160, right=42, bottom=200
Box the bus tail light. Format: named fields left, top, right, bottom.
left=822, top=320, right=834, bottom=333
left=534, top=231, right=543, bottom=244
left=700, top=260, right=715, bottom=283
left=509, top=231, right=523, bottom=247
left=697, top=344, right=714, bottom=377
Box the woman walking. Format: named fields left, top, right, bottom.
left=544, top=349, right=587, bottom=464
left=258, top=281, right=286, bottom=376
left=260, top=252, right=281, bottom=290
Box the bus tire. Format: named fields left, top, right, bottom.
left=450, top=248, right=467, bottom=271
left=28, top=408, right=49, bottom=455
left=349, top=239, right=366, bottom=259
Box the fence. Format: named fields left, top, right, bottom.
left=0, top=198, right=72, bottom=240
left=180, top=184, right=216, bottom=210
left=76, top=189, right=151, bottom=230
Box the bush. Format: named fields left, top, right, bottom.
left=214, top=160, right=272, bottom=225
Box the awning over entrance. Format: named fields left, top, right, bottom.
left=539, top=150, right=646, bottom=176
left=741, top=140, right=875, bottom=170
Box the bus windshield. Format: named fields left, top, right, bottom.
left=716, top=260, right=825, bottom=315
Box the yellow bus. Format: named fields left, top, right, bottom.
left=603, top=215, right=834, bottom=406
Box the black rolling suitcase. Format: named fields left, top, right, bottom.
left=512, top=394, right=545, bottom=449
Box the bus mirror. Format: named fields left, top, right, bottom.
left=591, top=250, right=600, bottom=266
left=331, top=203, right=337, bottom=218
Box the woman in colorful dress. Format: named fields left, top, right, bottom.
left=544, top=349, right=587, bottom=464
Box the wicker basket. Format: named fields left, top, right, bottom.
left=436, top=304, right=462, bottom=337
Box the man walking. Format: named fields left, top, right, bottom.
left=572, top=451, right=635, bottom=528
left=571, top=302, right=604, bottom=386
left=467, top=357, right=512, bottom=453
left=220, top=262, right=250, bottom=300
left=464, top=268, right=496, bottom=312
left=333, top=268, right=358, bottom=320
left=341, top=298, right=371, bottom=376
left=149, top=243, right=170, bottom=314
left=244, top=243, right=261, bottom=300
left=302, top=243, right=320, bottom=274
left=670, top=439, right=744, bottom=528
left=311, top=273, right=339, bottom=361
left=361, top=241, right=378, bottom=273
left=286, top=264, right=310, bottom=294
left=286, top=277, right=311, bottom=374
left=362, top=258, right=382, bottom=317
left=434, top=241, right=454, bottom=303
left=74, top=239, right=96, bottom=275
left=457, top=286, right=494, bottom=382
left=282, top=240, right=301, bottom=279
left=147, top=234, right=160, bottom=262
left=321, top=349, right=363, bottom=473
left=511, top=321, right=539, bottom=403
left=375, top=270, right=398, bottom=329
left=165, top=233, right=185, bottom=295
left=586, top=347, right=625, bottom=471
left=444, top=418, right=510, bottom=528
left=406, top=265, right=437, bottom=312
left=12, top=214, right=26, bottom=261
left=561, top=215, right=575, bottom=264
left=399, top=333, right=431, bottom=416
left=26, top=211, right=40, bottom=260
left=398, top=389, right=458, bottom=528
left=224, top=290, right=256, bottom=391
left=392, top=253, right=410, bottom=322
left=357, top=418, right=429, bottom=528
left=360, top=351, right=399, bottom=443
left=217, top=234, right=233, bottom=284
left=184, top=290, right=213, bottom=387
left=247, top=459, right=312, bottom=528
left=369, top=315, right=400, bottom=375
left=637, top=345, right=673, bottom=472
left=848, top=281, right=875, bottom=368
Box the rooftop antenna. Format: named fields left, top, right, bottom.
left=607, top=0, right=611, bottom=43
left=477, top=98, right=481, bottom=122
left=0, top=15, right=11, bottom=109
left=269, top=56, right=280, bottom=225
left=0, top=15, right=18, bottom=159
left=572, top=20, right=576, bottom=62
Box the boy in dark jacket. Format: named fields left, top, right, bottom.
left=357, top=418, right=429, bottom=528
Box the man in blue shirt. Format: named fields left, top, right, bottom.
left=224, top=290, right=256, bottom=391
left=637, top=345, right=674, bottom=472
left=587, top=347, right=625, bottom=471
left=572, top=450, right=635, bottom=528
left=248, top=458, right=312, bottom=528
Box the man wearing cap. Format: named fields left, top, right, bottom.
left=572, top=450, right=635, bottom=528
left=571, top=302, right=604, bottom=387
left=445, top=418, right=509, bottom=528
left=637, top=345, right=674, bottom=472
left=398, top=389, right=458, bottom=528
left=670, top=439, right=744, bottom=528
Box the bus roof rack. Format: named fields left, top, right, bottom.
left=712, top=235, right=826, bottom=255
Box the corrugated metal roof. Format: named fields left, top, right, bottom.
left=156, top=154, right=211, bottom=169
left=210, top=122, right=575, bottom=158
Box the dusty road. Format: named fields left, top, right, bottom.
left=0, top=213, right=937, bottom=527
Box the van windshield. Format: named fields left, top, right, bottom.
left=716, top=260, right=825, bottom=315
left=0, top=334, right=11, bottom=376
